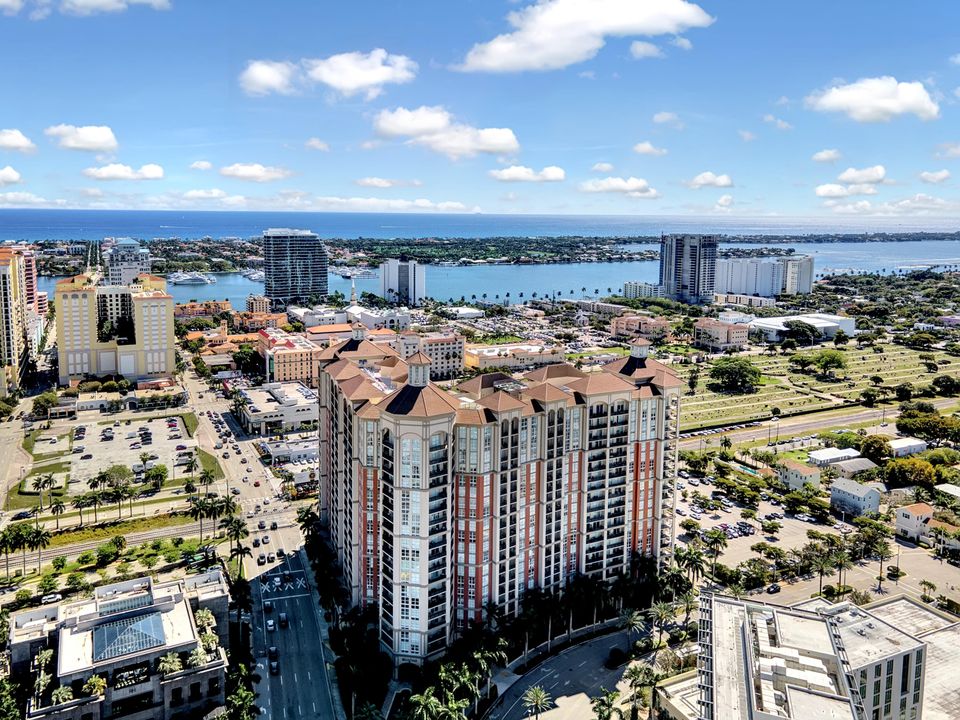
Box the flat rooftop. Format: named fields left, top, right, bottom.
left=916, top=622, right=960, bottom=720
left=826, top=604, right=923, bottom=668
left=865, top=597, right=955, bottom=638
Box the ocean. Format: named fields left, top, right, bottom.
left=2, top=208, right=959, bottom=242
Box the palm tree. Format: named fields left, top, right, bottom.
left=157, top=652, right=183, bottom=676
left=0, top=528, right=12, bottom=580
left=703, top=529, right=728, bottom=577
left=872, top=539, right=892, bottom=592
left=297, top=506, right=319, bottom=538
left=833, top=550, right=853, bottom=594
left=920, top=579, right=937, bottom=599
left=230, top=545, right=252, bottom=578
left=50, top=686, right=73, bottom=705
left=188, top=646, right=208, bottom=669
left=29, top=526, right=51, bottom=573
left=409, top=687, right=443, bottom=720
left=811, top=555, right=834, bottom=596
left=82, top=675, right=106, bottom=698
left=88, top=491, right=103, bottom=524
left=590, top=687, right=624, bottom=720
left=188, top=496, right=209, bottom=541
left=625, top=664, right=662, bottom=715
left=49, top=499, right=66, bottom=530
left=678, top=591, right=698, bottom=626
left=647, top=601, right=675, bottom=647
left=32, top=473, right=56, bottom=510
left=199, top=469, right=215, bottom=495
left=11, top=524, right=28, bottom=576
left=619, top=608, right=645, bottom=653
left=221, top=515, right=248, bottom=555
left=678, top=546, right=707, bottom=584
left=184, top=457, right=199, bottom=491
left=522, top=686, right=552, bottom=720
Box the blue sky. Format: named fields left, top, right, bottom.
left=2, top=0, right=960, bottom=218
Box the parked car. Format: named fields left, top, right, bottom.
left=266, top=619, right=275, bottom=632
left=41, top=593, right=63, bottom=604
left=767, top=583, right=781, bottom=594
left=278, top=613, right=288, bottom=629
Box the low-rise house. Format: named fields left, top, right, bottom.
left=609, top=314, right=672, bottom=341
left=173, top=300, right=232, bottom=320
left=888, top=436, right=928, bottom=457
left=830, top=477, right=882, bottom=516
left=464, top=342, right=564, bottom=370
left=808, top=447, right=860, bottom=466
left=777, top=458, right=821, bottom=491
left=896, top=502, right=960, bottom=551
left=831, top=457, right=878, bottom=479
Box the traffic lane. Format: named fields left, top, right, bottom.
left=492, top=631, right=631, bottom=720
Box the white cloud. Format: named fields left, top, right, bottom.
left=686, top=171, right=732, bottom=188
left=579, top=176, right=660, bottom=198
left=219, top=163, right=292, bottom=183
left=44, top=124, right=118, bottom=151
left=359, top=140, right=381, bottom=151
left=305, top=138, right=329, bottom=151
left=182, top=189, right=227, bottom=200
left=239, top=60, right=297, bottom=96
left=633, top=140, right=667, bottom=156
left=591, top=162, right=614, bottom=172
left=0, top=166, right=22, bottom=186
left=738, top=130, right=756, bottom=142
left=805, top=76, right=940, bottom=122
left=652, top=111, right=682, bottom=127
left=189, top=160, right=212, bottom=171
left=0, top=192, right=49, bottom=206
left=303, top=48, right=416, bottom=100
left=671, top=36, right=692, bottom=50
left=83, top=163, right=163, bottom=180
left=812, top=148, right=841, bottom=163
left=578, top=70, right=595, bottom=79
left=950, top=53, right=960, bottom=66
left=0, top=129, right=36, bottom=152
left=714, top=193, right=733, bottom=211
left=630, top=41, right=663, bottom=59
left=80, top=188, right=104, bottom=197
left=312, top=196, right=477, bottom=213
left=937, top=142, right=960, bottom=158
left=837, top=164, right=885, bottom=184
left=814, top=183, right=877, bottom=198
left=489, top=165, right=565, bottom=182
left=919, top=169, right=950, bottom=184
left=763, top=113, right=792, bottom=130
left=355, top=177, right=422, bottom=188
left=458, top=0, right=713, bottom=72
left=60, top=0, right=169, bottom=16
left=775, top=95, right=790, bottom=106
left=826, top=193, right=956, bottom=216
left=373, top=105, right=519, bottom=159
left=0, top=0, right=24, bottom=16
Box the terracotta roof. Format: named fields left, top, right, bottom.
left=325, top=358, right=363, bottom=381
left=477, top=391, right=526, bottom=413
left=356, top=401, right=382, bottom=419
left=900, top=502, right=934, bottom=516
left=603, top=355, right=682, bottom=389
left=319, top=336, right=397, bottom=361
left=339, top=374, right=387, bottom=402
left=456, top=408, right=490, bottom=425
left=381, top=382, right=460, bottom=418
left=521, top=382, right=573, bottom=404
left=407, top=351, right=432, bottom=366
left=457, top=372, right=515, bottom=398
left=524, top=364, right=586, bottom=384
left=780, top=459, right=820, bottom=474
left=566, top=372, right=635, bottom=395
left=928, top=518, right=959, bottom=532
left=370, top=328, right=396, bottom=336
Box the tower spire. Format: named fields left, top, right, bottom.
left=350, top=278, right=357, bottom=304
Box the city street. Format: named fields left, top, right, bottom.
left=251, top=551, right=336, bottom=720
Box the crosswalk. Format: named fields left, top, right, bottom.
left=259, top=576, right=308, bottom=594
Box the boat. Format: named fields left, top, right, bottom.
left=242, top=270, right=265, bottom=281
left=331, top=266, right=379, bottom=279
left=168, top=271, right=216, bottom=285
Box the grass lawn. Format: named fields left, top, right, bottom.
left=566, top=347, right=631, bottom=360
left=475, top=334, right=524, bottom=344
left=26, top=460, right=72, bottom=478
left=180, top=412, right=199, bottom=437
left=10, top=513, right=195, bottom=550
left=197, top=448, right=225, bottom=480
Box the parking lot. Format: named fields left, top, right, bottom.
left=68, top=415, right=198, bottom=486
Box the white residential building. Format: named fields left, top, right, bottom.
left=777, top=459, right=821, bottom=491
left=103, top=237, right=151, bottom=286
left=396, top=331, right=465, bottom=379
left=622, top=281, right=664, bottom=299
left=808, top=447, right=861, bottom=466
left=830, top=477, right=881, bottom=516
left=237, top=382, right=319, bottom=434
left=263, top=228, right=329, bottom=308
left=659, top=234, right=718, bottom=304
left=380, top=258, right=426, bottom=306
left=714, top=255, right=814, bottom=297
left=896, top=502, right=960, bottom=551
left=888, top=437, right=928, bottom=457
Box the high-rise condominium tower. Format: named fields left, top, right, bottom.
left=317, top=330, right=681, bottom=666
left=659, top=234, right=718, bottom=304
left=262, top=228, right=329, bottom=308
left=379, top=257, right=426, bottom=306
left=103, top=238, right=152, bottom=286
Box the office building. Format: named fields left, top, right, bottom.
left=257, top=327, right=323, bottom=385
left=714, top=255, right=814, bottom=297
left=317, top=331, right=681, bottom=665
left=0, top=248, right=30, bottom=397
left=396, top=331, right=465, bottom=379
left=659, top=234, right=718, bottom=304
left=103, top=238, right=152, bottom=287
left=749, top=313, right=856, bottom=342
left=693, top=318, right=749, bottom=352
left=622, top=281, right=664, bottom=299
left=380, top=257, right=426, bottom=306
left=687, top=593, right=927, bottom=720
left=464, top=342, right=565, bottom=370
left=236, top=381, right=319, bottom=434
left=55, top=274, right=175, bottom=386
left=262, top=228, right=329, bottom=308
left=246, top=294, right=272, bottom=314
left=712, top=293, right=777, bottom=308
left=10, top=572, right=229, bottom=720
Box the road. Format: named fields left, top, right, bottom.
left=678, top=397, right=957, bottom=451
left=251, top=550, right=336, bottom=720
left=490, top=630, right=635, bottom=720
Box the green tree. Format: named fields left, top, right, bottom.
left=409, top=686, right=443, bottom=720
left=709, top=357, right=762, bottom=393
left=812, top=349, right=847, bottom=376
left=82, top=675, right=107, bottom=697
left=49, top=499, right=66, bottom=530
left=157, top=652, right=183, bottom=676
left=522, top=686, right=552, bottom=720
left=619, top=608, right=645, bottom=653
left=860, top=435, right=891, bottom=464
left=646, top=601, right=675, bottom=647
left=590, top=687, right=624, bottom=720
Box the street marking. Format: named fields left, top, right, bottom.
left=578, top=660, right=587, bottom=667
